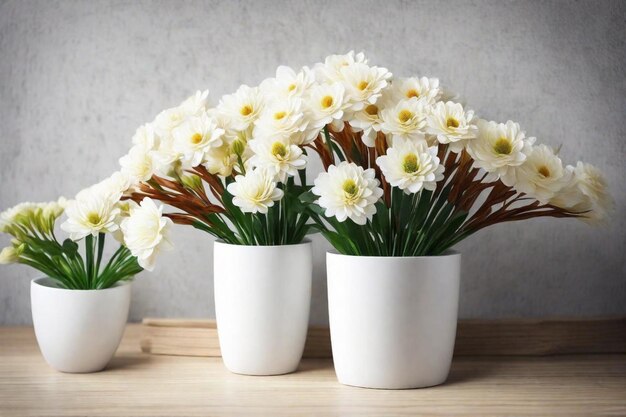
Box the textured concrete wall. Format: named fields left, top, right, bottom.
left=1, top=0, right=624, bottom=325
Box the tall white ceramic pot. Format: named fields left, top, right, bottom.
left=214, top=240, right=312, bottom=375
left=31, top=277, right=132, bottom=373
left=327, top=251, right=461, bottom=389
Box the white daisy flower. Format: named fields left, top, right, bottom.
left=426, top=101, right=478, bottom=152
left=132, top=123, right=158, bottom=150
left=260, top=66, right=315, bottom=99
left=253, top=97, right=311, bottom=145
left=119, top=144, right=155, bottom=183
left=227, top=168, right=284, bottom=214
left=217, top=85, right=265, bottom=131
left=513, top=144, right=571, bottom=204
left=248, top=135, right=307, bottom=182
left=311, top=161, right=383, bottom=225
left=379, top=98, right=429, bottom=144
left=172, top=112, right=225, bottom=167
left=349, top=103, right=383, bottom=147
left=391, top=77, right=440, bottom=103
left=376, top=139, right=444, bottom=194
left=61, top=187, right=121, bottom=241
left=305, top=82, right=349, bottom=131
left=340, top=62, right=392, bottom=112
left=153, top=90, right=209, bottom=139
left=314, top=51, right=367, bottom=83
left=92, top=171, right=132, bottom=202
left=121, top=197, right=173, bottom=271
left=466, top=120, right=535, bottom=186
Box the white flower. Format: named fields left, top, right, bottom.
left=132, top=123, right=158, bottom=150
left=314, top=51, right=367, bottom=83
left=260, top=66, right=315, bottom=99
left=119, top=144, right=155, bottom=183
left=0, top=202, right=37, bottom=232
left=61, top=187, right=121, bottom=241
left=227, top=169, right=284, bottom=214
left=552, top=162, right=613, bottom=223
left=203, top=139, right=242, bottom=177
left=376, top=139, right=444, bottom=194
left=179, top=89, right=210, bottom=115
left=217, top=85, right=265, bottom=131
left=426, top=101, right=478, bottom=152
left=121, top=197, right=173, bottom=271
left=172, top=113, right=225, bottom=167
left=513, top=144, right=571, bottom=204
left=154, top=90, right=209, bottom=138
left=93, top=171, right=132, bottom=202
left=253, top=97, right=311, bottom=145
left=466, top=120, right=535, bottom=186
left=379, top=98, right=428, bottom=144
left=391, top=77, right=440, bottom=103
left=0, top=246, right=19, bottom=264
left=312, top=161, right=383, bottom=225
left=349, top=103, right=383, bottom=147
left=249, top=135, right=307, bottom=182
left=305, top=82, right=349, bottom=130
left=340, top=62, right=392, bottom=112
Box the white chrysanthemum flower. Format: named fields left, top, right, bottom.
left=340, top=62, right=392, bottom=112
left=314, top=51, right=367, bottom=83
left=132, top=123, right=158, bottom=150
left=227, top=169, right=284, bottom=214
left=391, top=77, right=441, bottom=103
left=349, top=103, right=383, bottom=147
left=119, top=144, right=155, bottom=183
left=426, top=101, right=478, bottom=152
left=153, top=90, right=209, bottom=138
left=249, top=135, right=307, bottom=182
left=217, top=85, right=265, bottom=131
left=513, top=144, right=571, bottom=204
left=172, top=113, right=225, bottom=167
left=376, top=139, right=444, bottom=194
left=552, top=162, right=613, bottom=223
left=61, top=187, right=121, bottom=241
left=312, top=161, right=383, bottom=225
left=466, top=120, right=535, bottom=186
left=260, top=66, right=315, bottom=99
left=306, top=82, right=349, bottom=131
left=93, top=171, right=132, bottom=202
left=379, top=98, right=429, bottom=144
left=0, top=246, right=19, bottom=264
left=254, top=97, right=310, bottom=145
left=120, top=197, right=173, bottom=271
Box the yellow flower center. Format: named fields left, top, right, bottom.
left=403, top=153, right=419, bottom=173
left=493, top=138, right=513, bottom=155
left=365, top=104, right=378, bottom=116
left=288, top=83, right=296, bottom=92
left=398, top=109, right=413, bottom=123
left=271, top=142, right=288, bottom=158
left=406, top=89, right=419, bottom=99
left=190, top=132, right=203, bottom=144
left=87, top=212, right=101, bottom=225
left=342, top=179, right=358, bottom=198
left=446, top=117, right=459, bottom=128
left=357, top=80, right=369, bottom=91
left=321, top=95, right=334, bottom=109
left=538, top=166, right=550, bottom=178
left=240, top=105, right=253, bottom=116
left=274, top=111, right=287, bottom=120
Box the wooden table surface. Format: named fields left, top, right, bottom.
left=1, top=324, right=625, bottom=416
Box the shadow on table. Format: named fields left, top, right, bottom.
left=106, top=354, right=152, bottom=371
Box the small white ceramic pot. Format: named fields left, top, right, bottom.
left=31, top=277, right=132, bottom=373
left=214, top=240, right=312, bottom=375
left=327, top=251, right=461, bottom=389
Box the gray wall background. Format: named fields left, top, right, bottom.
left=1, top=0, right=625, bottom=325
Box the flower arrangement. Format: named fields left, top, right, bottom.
left=0, top=172, right=172, bottom=288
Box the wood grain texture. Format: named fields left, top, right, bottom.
left=141, top=317, right=626, bottom=357
left=1, top=325, right=625, bottom=416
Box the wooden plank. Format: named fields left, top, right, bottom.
left=2, top=325, right=626, bottom=417
left=140, top=316, right=626, bottom=357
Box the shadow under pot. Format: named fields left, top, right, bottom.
left=326, top=251, right=461, bottom=389
left=30, top=277, right=132, bottom=373
left=213, top=240, right=312, bottom=376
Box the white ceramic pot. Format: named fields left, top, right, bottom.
left=327, top=251, right=461, bottom=389
left=31, top=277, right=132, bottom=373
left=214, top=240, right=312, bottom=375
